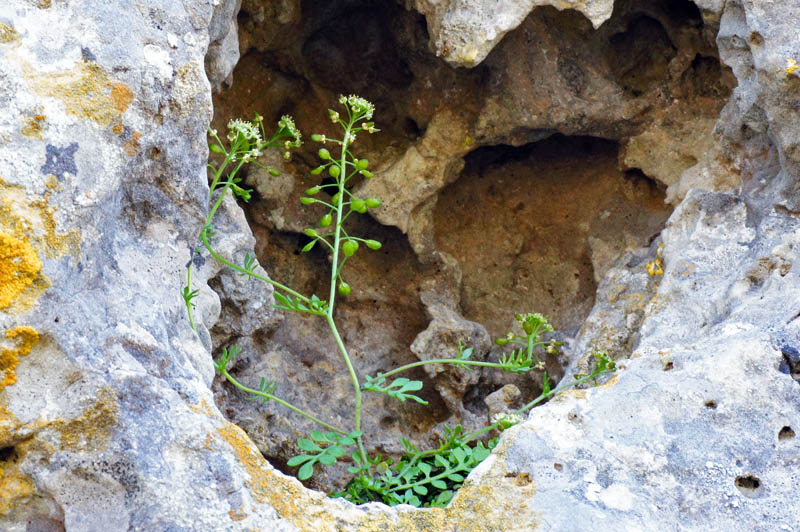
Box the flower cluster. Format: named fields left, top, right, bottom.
left=340, top=94, right=375, bottom=120
left=227, top=118, right=262, bottom=144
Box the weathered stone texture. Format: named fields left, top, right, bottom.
left=2, top=0, right=800, bottom=530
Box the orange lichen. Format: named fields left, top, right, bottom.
left=0, top=233, right=42, bottom=310
left=23, top=60, right=134, bottom=129
left=0, top=327, right=39, bottom=389
left=124, top=130, right=142, bottom=156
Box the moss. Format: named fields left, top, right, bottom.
left=0, top=327, right=39, bottom=389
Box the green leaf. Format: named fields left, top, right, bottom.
left=447, top=473, right=465, bottom=482
left=413, top=485, right=428, bottom=496
left=297, top=461, right=315, bottom=480
left=327, top=446, right=346, bottom=458
left=452, top=448, right=467, bottom=464
left=287, top=455, right=312, bottom=467
left=318, top=453, right=337, bottom=466
left=431, top=479, right=447, bottom=490
left=297, top=439, right=322, bottom=452
left=418, top=462, right=432, bottom=477
left=309, top=430, right=329, bottom=442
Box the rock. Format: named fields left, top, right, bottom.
left=4, top=0, right=800, bottom=530
left=404, top=0, right=615, bottom=67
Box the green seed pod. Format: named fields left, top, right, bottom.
left=352, top=200, right=367, bottom=213
left=311, top=166, right=325, bottom=175
left=365, top=239, right=382, bottom=250
left=304, top=228, right=318, bottom=237
left=331, top=192, right=341, bottom=205
left=268, top=168, right=280, bottom=177
left=305, top=186, right=321, bottom=196
left=301, top=240, right=316, bottom=252
left=495, top=338, right=509, bottom=346
left=338, top=281, right=351, bottom=296
left=522, top=322, right=534, bottom=336
left=329, top=165, right=341, bottom=178
left=365, top=198, right=381, bottom=208
left=300, top=197, right=314, bottom=206
left=342, top=240, right=359, bottom=257
left=209, top=143, right=224, bottom=154
left=361, top=170, right=374, bottom=179
left=320, top=213, right=333, bottom=227
left=311, top=134, right=324, bottom=142
left=356, top=159, right=369, bottom=171
left=318, top=148, right=331, bottom=160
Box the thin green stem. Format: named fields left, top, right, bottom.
left=186, top=263, right=196, bottom=331
left=372, top=359, right=524, bottom=382
left=463, top=370, right=613, bottom=444
left=219, top=368, right=347, bottom=435
left=200, top=232, right=312, bottom=305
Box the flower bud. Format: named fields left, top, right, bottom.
left=338, top=281, right=351, bottom=296
left=305, top=186, right=321, bottom=196
left=209, top=143, right=224, bottom=154
left=329, top=165, right=341, bottom=178
left=365, top=198, right=381, bottom=208
left=318, top=148, right=331, bottom=160
left=320, top=213, right=333, bottom=227
left=311, top=134, right=324, bottom=142
left=342, top=240, right=359, bottom=257
left=352, top=200, right=367, bottom=213
left=365, top=240, right=382, bottom=250
left=300, top=197, right=314, bottom=206
left=331, top=192, right=341, bottom=205
left=356, top=159, right=369, bottom=171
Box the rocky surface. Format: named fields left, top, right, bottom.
left=1, top=0, right=799, bottom=531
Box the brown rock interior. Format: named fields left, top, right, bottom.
left=209, top=0, right=734, bottom=491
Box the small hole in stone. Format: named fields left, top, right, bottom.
left=553, top=463, right=563, bottom=471
left=778, top=426, right=795, bottom=440
left=734, top=475, right=763, bottom=498
left=704, top=400, right=717, bottom=409
left=0, top=446, right=14, bottom=461
left=380, top=415, right=396, bottom=428
left=663, top=361, right=674, bottom=371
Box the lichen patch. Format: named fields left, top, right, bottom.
left=0, top=234, right=41, bottom=310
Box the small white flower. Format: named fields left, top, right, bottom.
left=491, top=412, right=522, bottom=430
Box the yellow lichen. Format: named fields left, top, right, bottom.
left=0, top=233, right=42, bottom=310
left=20, top=114, right=46, bottom=139
left=0, top=23, right=18, bottom=43
left=23, top=60, right=134, bottom=130
left=0, top=445, right=35, bottom=516
left=0, top=327, right=39, bottom=389
left=785, top=58, right=798, bottom=76
left=52, top=387, right=119, bottom=452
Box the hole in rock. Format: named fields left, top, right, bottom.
left=704, top=400, right=718, bottom=409
left=434, top=136, right=672, bottom=338
left=205, top=0, right=731, bottom=505
left=0, top=446, right=14, bottom=461
left=734, top=475, right=763, bottom=498
left=778, top=426, right=795, bottom=440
